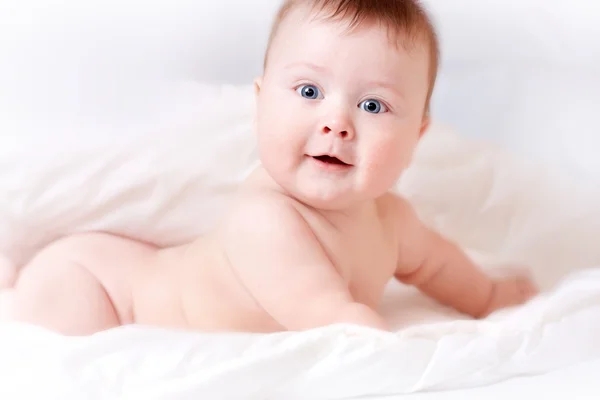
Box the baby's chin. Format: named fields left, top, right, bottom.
left=282, top=178, right=380, bottom=211
left=261, top=161, right=390, bottom=210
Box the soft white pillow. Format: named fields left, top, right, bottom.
left=0, top=83, right=259, bottom=265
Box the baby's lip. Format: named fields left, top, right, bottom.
left=310, top=154, right=353, bottom=166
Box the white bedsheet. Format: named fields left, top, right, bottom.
left=371, top=358, right=600, bottom=399
left=2, top=125, right=600, bottom=399
left=1, top=269, right=600, bottom=400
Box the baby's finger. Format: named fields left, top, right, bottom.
left=516, top=278, right=538, bottom=299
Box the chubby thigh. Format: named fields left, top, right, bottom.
left=11, top=233, right=160, bottom=334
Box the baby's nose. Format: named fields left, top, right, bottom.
left=321, top=117, right=354, bottom=140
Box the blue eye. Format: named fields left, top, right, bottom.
left=296, top=84, right=321, bottom=100
left=359, top=99, right=387, bottom=114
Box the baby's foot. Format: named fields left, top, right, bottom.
left=480, top=276, right=539, bottom=317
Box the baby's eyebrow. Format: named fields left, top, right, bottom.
left=366, top=80, right=405, bottom=99
left=284, top=62, right=330, bottom=74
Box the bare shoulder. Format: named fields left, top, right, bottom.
left=218, top=176, right=356, bottom=330
left=376, top=192, right=423, bottom=233
left=223, top=187, right=313, bottom=244
left=220, top=182, right=331, bottom=273
left=378, top=192, right=435, bottom=259
left=222, top=168, right=307, bottom=233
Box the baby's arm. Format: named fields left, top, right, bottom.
left=223, top=195, right=388, bottom=331
left=392, top=196, right=537, bottom=318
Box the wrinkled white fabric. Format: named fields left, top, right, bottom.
left=0, top=269, right=599, bottom=400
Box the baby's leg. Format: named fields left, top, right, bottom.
left=11, top=248, right=120, bottom=336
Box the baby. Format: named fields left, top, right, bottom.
left=3, top=0, right=538, bottom=335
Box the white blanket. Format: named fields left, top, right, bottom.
left=2, top=270, right=600, bottom=399
left=2, top=121, right=600, bottom=399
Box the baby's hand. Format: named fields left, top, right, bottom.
left=479, top=275, right=539, bottom=318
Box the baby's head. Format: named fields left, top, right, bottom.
left=254, top=0, right=439, bottom=210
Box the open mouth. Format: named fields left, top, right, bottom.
left=312, top=155, right=351, bottom=166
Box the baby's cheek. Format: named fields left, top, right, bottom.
left=256, top=105, right=304, bottom=173
left=372, top=137, right=408, bottom=168
left=361, top=138, right=413, bottom=188
left=257, top=109, right=285, bottom=148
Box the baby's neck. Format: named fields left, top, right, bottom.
left=313, top=199, right=375, bottom=218
left=249, top=165, right=382, bottom=222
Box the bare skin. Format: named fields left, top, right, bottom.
left=3, top=5, right=537, bottom=335
left=5, top=167, right=535, bottom=335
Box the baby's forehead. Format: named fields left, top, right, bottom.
left=269, top=7, right=430, bottom=65
left=274, top=20, right=429, bottom=69
left=263, top=0, right=438, bottom=110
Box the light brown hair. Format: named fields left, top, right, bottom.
left=263, top=0, right=440, bottom=114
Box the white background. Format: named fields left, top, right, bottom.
left=1, top=0, right=600, bottom=180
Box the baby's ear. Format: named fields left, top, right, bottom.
left=419, top=113, right=431, bottom=137
left=253, top=77, right=263, bottom=97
